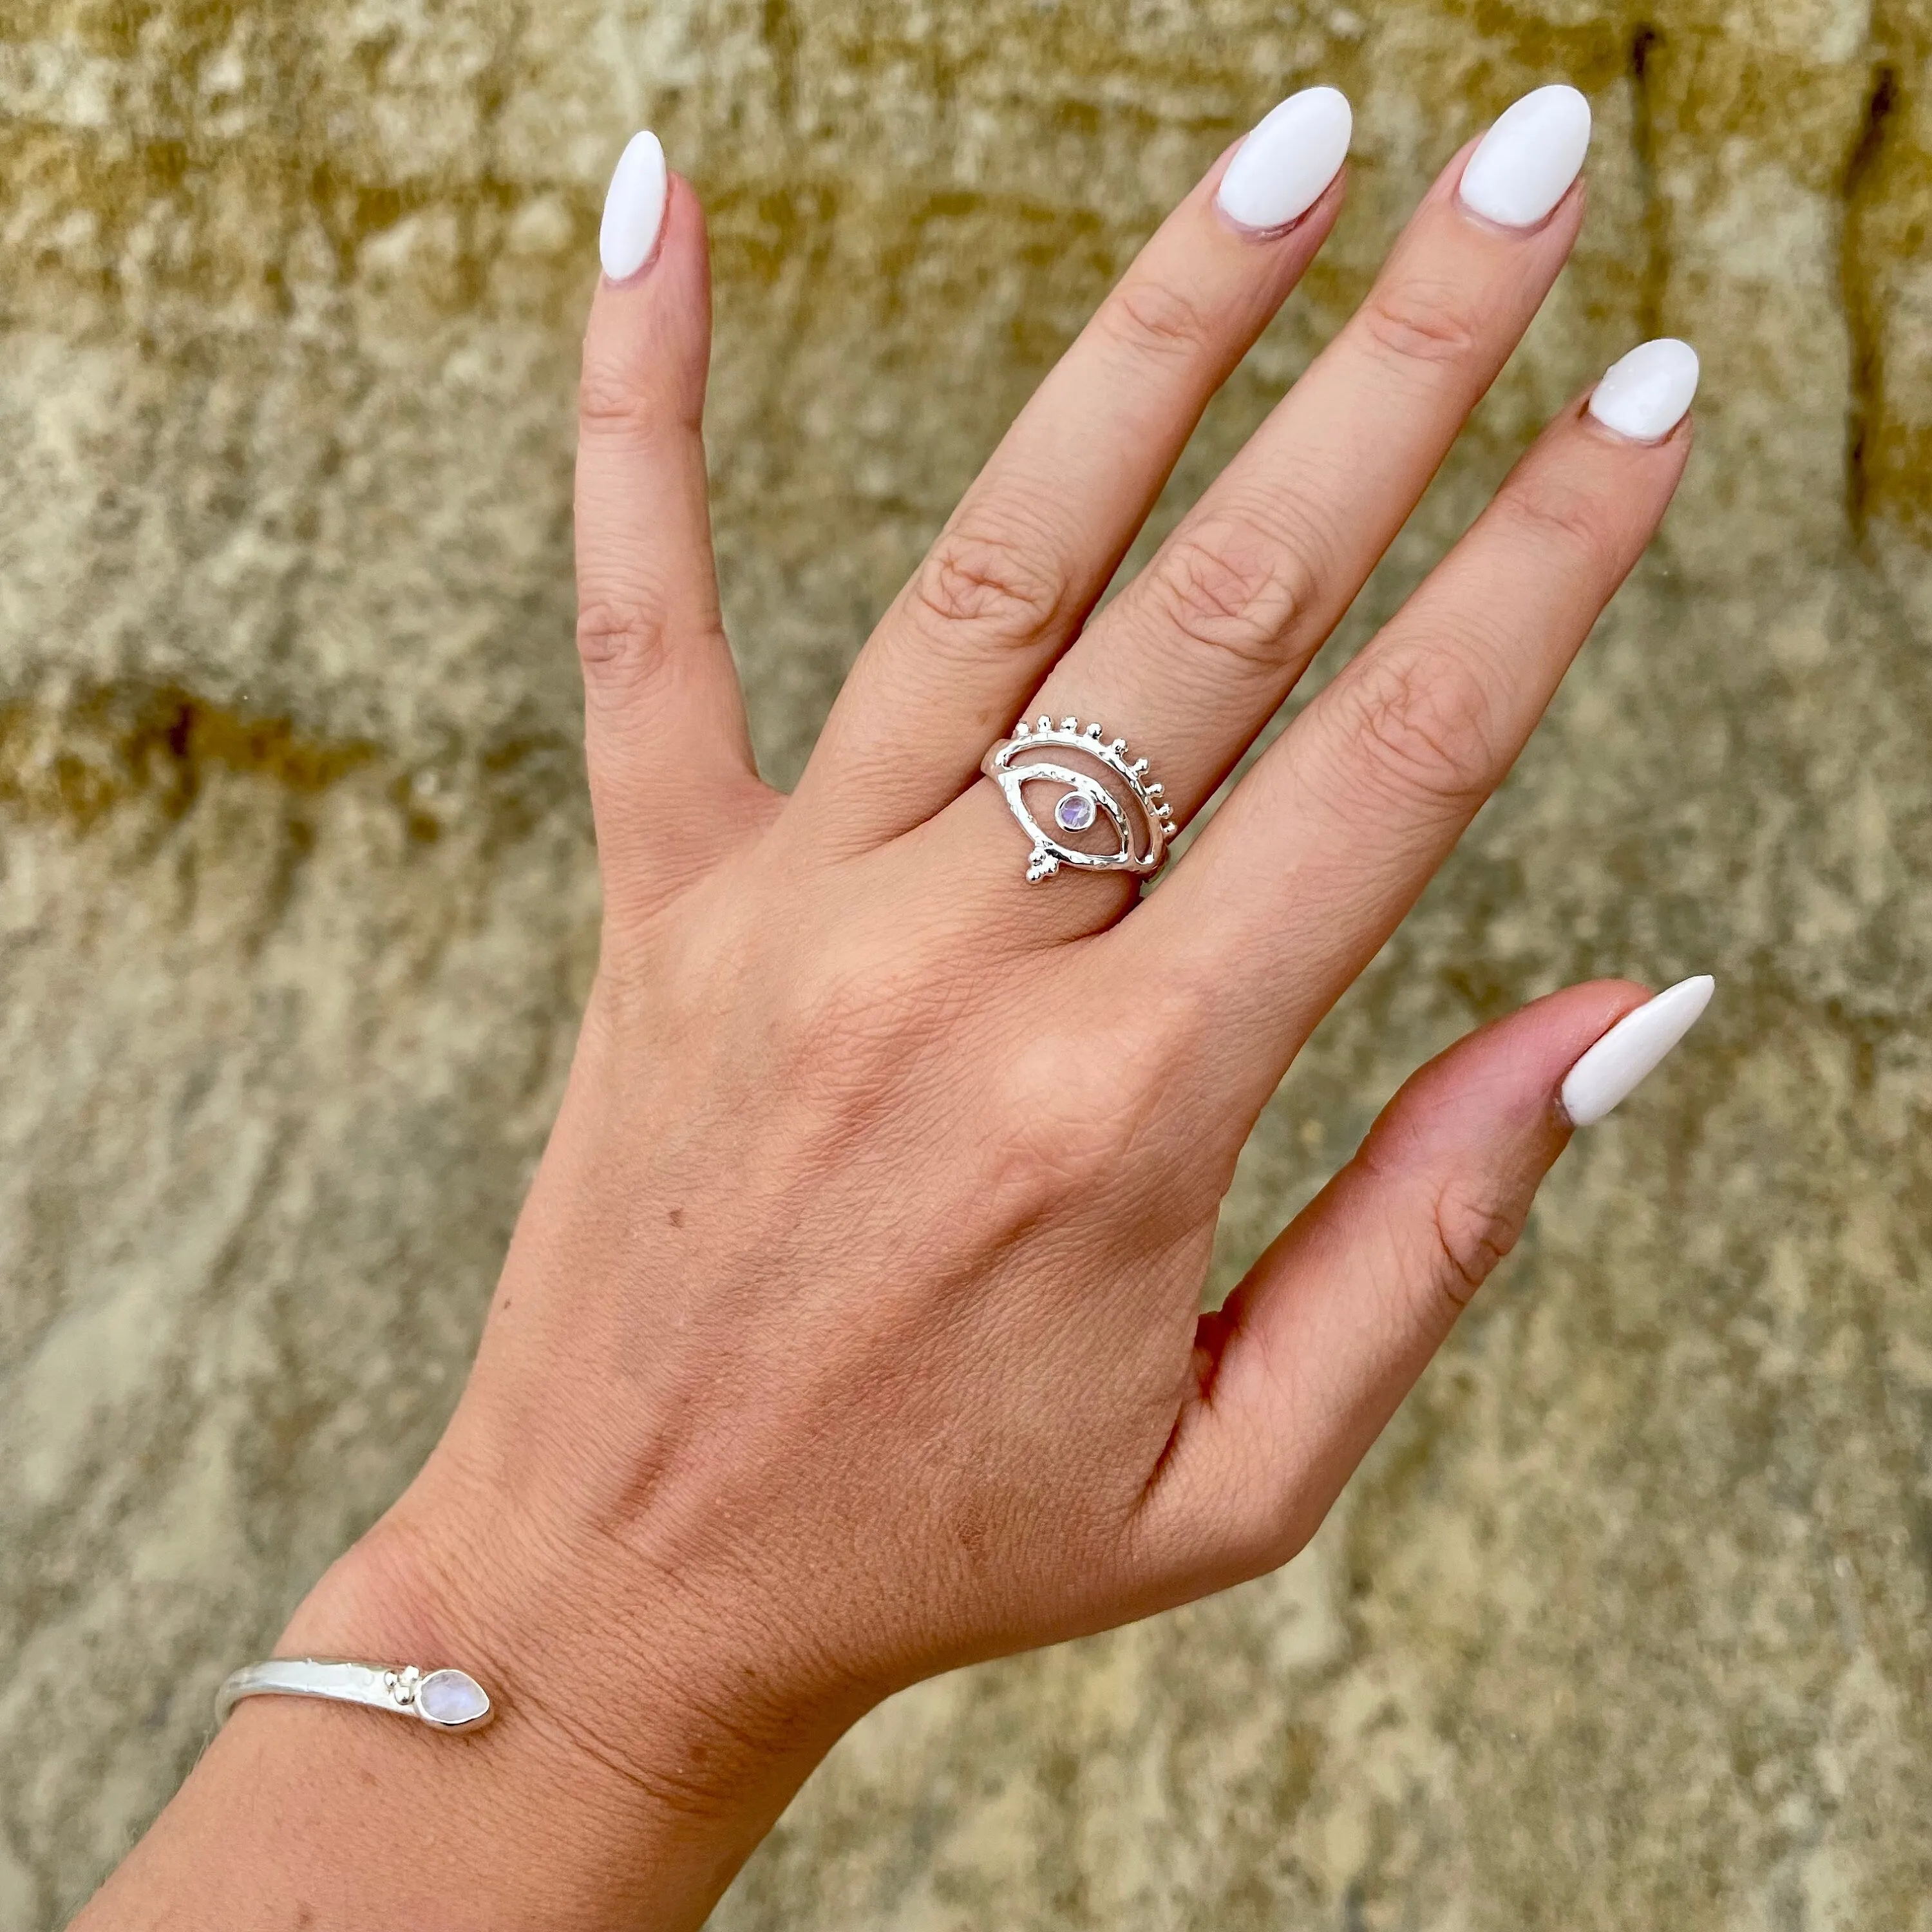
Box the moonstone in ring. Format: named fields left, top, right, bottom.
left=1054, top=790, right=1097, bottom=833
left=981, top=716, right=1177, bottom=883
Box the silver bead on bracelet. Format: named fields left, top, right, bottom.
left=215, top=1658, right=495, bottom=1732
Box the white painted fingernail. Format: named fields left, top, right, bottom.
left=1560, top=976, right=1715, bottom=1128
left=1457, top=83, right=1591, bottom=229
left=1587, top=337, right=1700, bottom=440
left=600, top=131, right=668, bottom=281
left=1216, top=86, right=1353, bottom=233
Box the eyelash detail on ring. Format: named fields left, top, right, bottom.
left=981, top=717, right=1177, bottom=882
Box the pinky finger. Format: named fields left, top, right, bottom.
left=1132, top=975, right=1714, bottom=1594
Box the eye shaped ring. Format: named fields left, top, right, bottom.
left=980, top=717, right=1177, bottom=884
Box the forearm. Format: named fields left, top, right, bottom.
left=73, top=1470, right=845, bottom=1932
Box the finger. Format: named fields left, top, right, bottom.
left=1005, top=86, right=1595, bottom=880
left=1140, top=339, right=1699, bottom=1100
left=1132, top=976, right=1714, bottom=1590
left=576, top=134, right=769, bottom=906
left=796, top=88, right=1354, bottom=848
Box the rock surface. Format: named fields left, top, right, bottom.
left=5, top=1, right=1932, bottom=1925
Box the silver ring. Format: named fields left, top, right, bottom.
left=981, top=715, right=1178, bottom=883
left=214, top=1658, right=494, bottom=1732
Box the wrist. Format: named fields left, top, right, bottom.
left=78, top=1439, right=855, bottom=1932
left=269, top=1447, right=853, bottom=1927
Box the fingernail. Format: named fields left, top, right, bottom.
left=1560, top=976, right=1715, bottom=1128
left=1457, top=83, right=1591, bottom=229
left=1215, top=86, right=1353, bottom=234
left=600, top=130, right=668, bottom=281
left=1587, top=337, right=1701, bottom=440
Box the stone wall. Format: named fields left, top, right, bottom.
left=5, top=1, right=1932, bottom=1924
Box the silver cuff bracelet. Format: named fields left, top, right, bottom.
left=214, top=1659, right=494, bottom=1732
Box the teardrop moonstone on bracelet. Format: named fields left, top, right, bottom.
left=214, top=1658, right=495, bottom=1732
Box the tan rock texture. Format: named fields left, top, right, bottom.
left=5, top=1, right=1932, bottom=1925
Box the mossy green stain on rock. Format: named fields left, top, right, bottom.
left=0, top=685, right=375, bottom=829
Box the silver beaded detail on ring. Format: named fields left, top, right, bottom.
left=981, top=717, right=1177, bottom=883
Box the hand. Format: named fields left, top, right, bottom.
left=79, top=84, right=1707, bottom=1932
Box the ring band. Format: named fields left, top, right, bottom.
left=982, top=716, right=1177, bottom=883
left=215, top=1658, right=494, bottom=1732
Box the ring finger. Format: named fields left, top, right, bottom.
left=952, top=84, right=1595, bottom=922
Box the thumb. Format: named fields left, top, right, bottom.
left=1135, top=974, right=1715, bottom=1594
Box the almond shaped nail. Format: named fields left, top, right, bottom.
left=600, top=130, right=668, bottom=281
left=1588, top=337, right=1700, bottom=441
left=1216, top=86, right=1353, bottom=233
left=1560, top=975, right=1715, bottom=1128
left=1458, top=83, right=1591, bottom=229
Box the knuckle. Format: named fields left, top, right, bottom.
left=1144, top=516, right=1318, bottom=673
left=575, top=596, right=667, bottom=685
left=1498, top=473, right=1621, bottom=580
left=577, top=359, right=652, bottom=435
left=580, top=367, right=704, bottom=444
left=1103, top=273, right=1218, bottom=363
left=1425, top=1178, right=1523, bottom=1312
left=1334, top=647, right=1500, bottom=814
left=1356, top=279, right=1484, bottom=375
left=909, top=520, right=1066, bottom=654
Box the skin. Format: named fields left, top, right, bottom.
left=77, top=125, right=1691, bottom=1931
